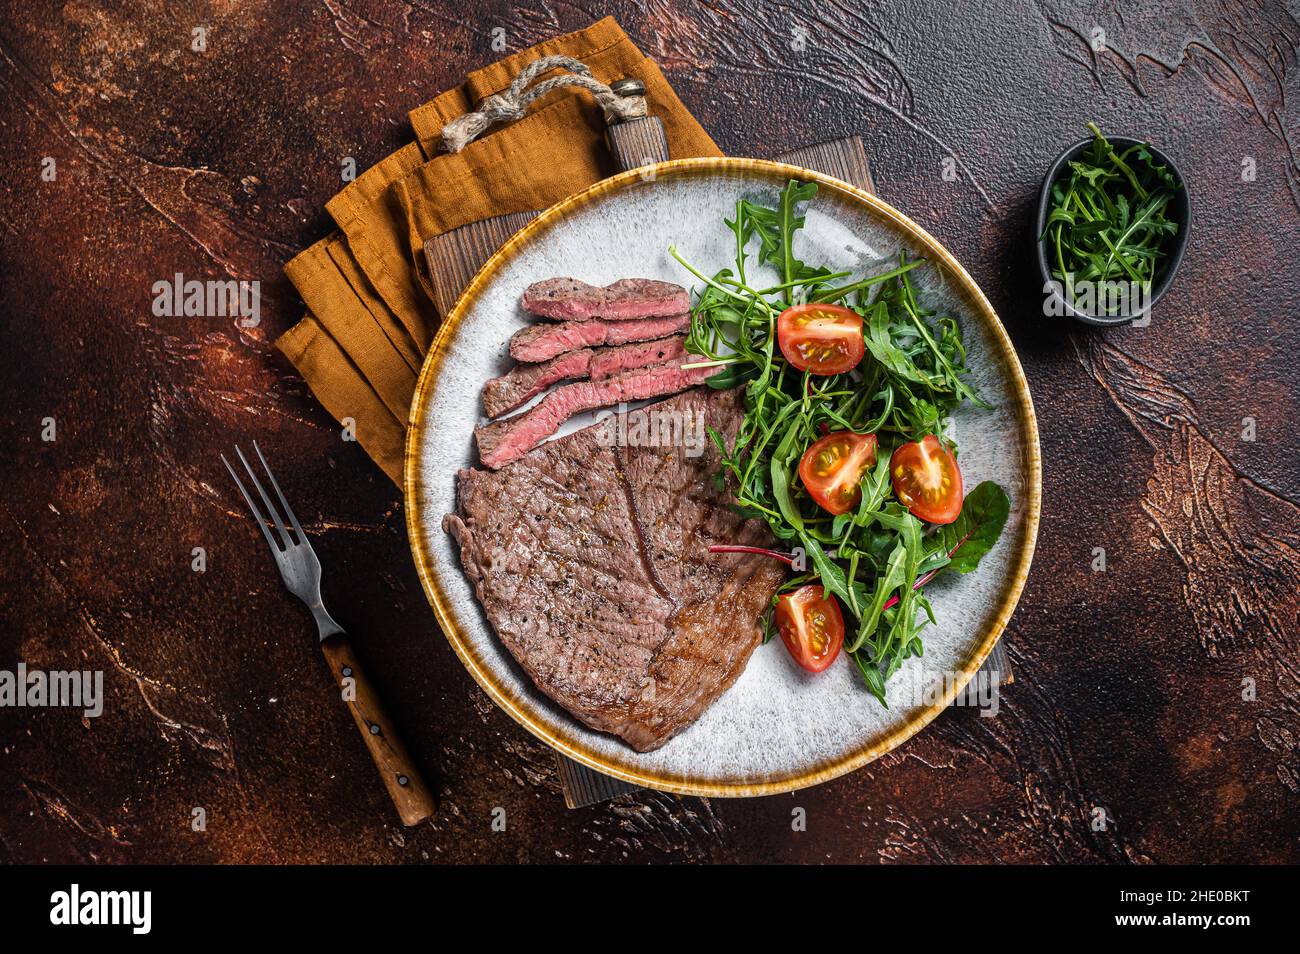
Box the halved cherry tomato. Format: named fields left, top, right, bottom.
left=776, top=303, right=864, bottom=375
left=775, top=585, right=844, bottom=673
left=890, top=434, right=963, bottom=524
left=798, top=431, right=877, bottom=515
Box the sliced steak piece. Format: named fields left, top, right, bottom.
left=482, top=336, right=687, bottom=419
left=475, top=359, right=714, bottom=469
left=509, top=313, right=689, bottom=363
left=522, top=277, right=689, bottom=321
left=444, top=388, right=785, bottom=752
left=481, top=348, right=594, bottom=419
left=589, top=335, right=687, bottom=381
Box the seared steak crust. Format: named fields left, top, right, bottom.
left=509, top=314, right=689, bottom=363
left=481, top=336, right=687, bottom=419
left=522, top=277, right=689, bottom=321
left=474, top=358, right=714, bottom=469
left=443, top=388, right=785, bottom=752
left=481, top=348, right=594, bottom=419
left=589, top=336, right=687, bottom=381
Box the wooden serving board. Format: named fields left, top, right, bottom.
left=425, top=132, right=1011, bottom=808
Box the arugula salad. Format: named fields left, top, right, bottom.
left=1043, top=122, right=1181, bottom=316
left=670, top=180, right=1010, bottom=704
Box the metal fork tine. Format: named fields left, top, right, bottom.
left=253, top=441, right=305, bottom=543
left=222, top=453, right=282, bottom=555
left=234, top=444, right=292, bottom=550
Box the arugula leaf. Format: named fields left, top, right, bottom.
left=737, top=181, right=832, bottom=301
left=801, top=533, right=851, bottom=606
left=852, top=651, right=889, bottom=704
left=863, top=301, right=936, bottom=386
left=848, top=537, right=908, bottom=653
left=777, top=179, right=818, bottom=293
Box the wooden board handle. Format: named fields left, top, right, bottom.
left=606, top=116, right=671, bottom=173
left=320, top=634, right=436, bottom=826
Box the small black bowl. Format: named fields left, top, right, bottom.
left=1034, top=134, right=1191, bottom=327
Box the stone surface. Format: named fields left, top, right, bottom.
left=1, top=1, right=1297, bottom=863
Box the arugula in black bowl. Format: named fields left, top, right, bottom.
left=1036, top=123, right=1190, bottom=326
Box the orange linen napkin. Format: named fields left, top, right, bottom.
left=278, top=18, right=721, bottom=484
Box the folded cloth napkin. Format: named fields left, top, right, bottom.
left=278, top=17, right=721, bottom=484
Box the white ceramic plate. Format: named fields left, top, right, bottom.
left=406, top=159, right=1040, bottom=797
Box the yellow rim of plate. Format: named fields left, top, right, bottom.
left=404, top=157, right=1041, bottom=798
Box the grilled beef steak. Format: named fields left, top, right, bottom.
left=522, top=277, right=689, bottom=321
left=475, top=359, right=715, bottom=469
left=481, top=348, right=594, bottom=419
left=482, top=336, right=688, bottom=419
left=509, top=313, right=689, bottom=363
left=444, top=388, right=784, bottom=751
left=589, top=336, right=687, bottom=381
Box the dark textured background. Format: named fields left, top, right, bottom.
left=1, top=1, right=1297, bottom=864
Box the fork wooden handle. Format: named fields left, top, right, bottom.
left=320, top=634, right=436, bottom=826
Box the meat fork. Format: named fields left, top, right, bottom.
left=223, top=442, right=435, bottom=826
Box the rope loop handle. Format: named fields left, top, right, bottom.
left=440, top=54, right=647, bottom=154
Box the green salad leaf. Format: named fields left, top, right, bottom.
left=925, top=480, right=1012, bottom=575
